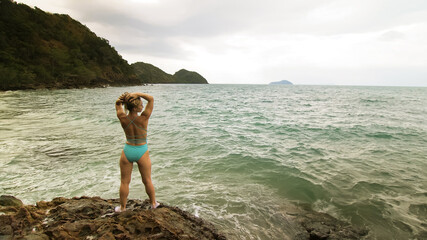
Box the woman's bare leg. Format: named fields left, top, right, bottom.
left=119, top=151, right=133, bottom=210
left=136, top=150, right=156, bottom=207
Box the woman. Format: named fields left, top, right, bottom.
left=115, top=92, right=159, bottom=211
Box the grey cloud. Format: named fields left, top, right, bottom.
left=378, top=31, right=405, bottom=41
left=116, top=38, right=191, bottom=59
left=71, top=0, right=427, bottom=40
left=19, top=0, right=427, bottom=38
left=61, top=0, right=427, bottom=71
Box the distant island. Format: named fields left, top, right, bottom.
left=269, top=80, right=293, bottom=85
left=0, top=0, right=208, bottom=90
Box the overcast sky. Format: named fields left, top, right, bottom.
left=16, top=0, right=427, bottom=86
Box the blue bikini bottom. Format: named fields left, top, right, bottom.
left=123, top=143, right=148, bottom=162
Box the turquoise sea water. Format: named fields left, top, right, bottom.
left=0, top=84, right=426, bottom=239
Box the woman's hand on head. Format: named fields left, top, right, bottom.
left=119, top=92, right=131, bottom=103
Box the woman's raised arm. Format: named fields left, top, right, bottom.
left=115, top=98, right=126, bottom=119
left=133, top=93, right=153, bottom=102
left=133, top=93, right=154, bottom=118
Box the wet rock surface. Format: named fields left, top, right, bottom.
left=0, top=195, right=369, bottom=239
left=285, top=205, right=369, bottom=240
left=0, top=195, right=23, bottom=208
left=0, top=195, right=226, bottom=240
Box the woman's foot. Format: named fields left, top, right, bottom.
left=150, top=202, right=160, bottom=209
left=115, top=206, right=125, bottom=213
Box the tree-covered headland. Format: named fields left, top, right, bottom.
left=0, top=0, right=207, bottom=90
left=132, top=62, right=208, bottom=84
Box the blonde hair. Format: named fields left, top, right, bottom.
left=119, top=92, right=141, bottom=112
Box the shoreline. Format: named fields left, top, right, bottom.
left=0, top=195, right=369, bottom=239
left=0, top=82, right=210, bottom=92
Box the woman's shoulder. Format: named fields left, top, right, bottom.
left=137, top=114, right=149, bottom=123
left=117, top=113, right=128, bottom=122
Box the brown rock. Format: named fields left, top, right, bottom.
left=0, top=195, right=23, bottom=207
left=0, top=196, right=226, bottom=240
left=290, top=208, right=369, bottom=240
left=22, top=233, right=50, bottom=240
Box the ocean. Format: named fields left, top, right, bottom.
left=0, top=84, right=426, bottom=239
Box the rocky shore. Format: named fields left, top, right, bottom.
left=0, top=195, right=369, bottom=239
left=0, top=195, right=226, bottom=239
